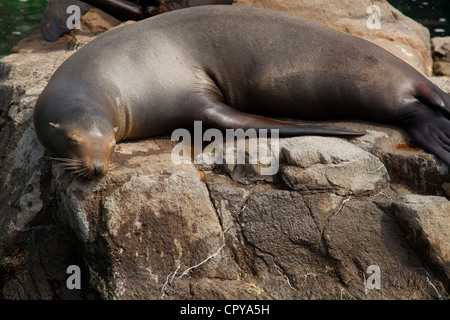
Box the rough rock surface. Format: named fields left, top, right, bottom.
left=0, top=2, right=449, bottom=300
left=234, top=0, right=432, bottom=75
left=432, top=36, right=450, bottom=77
left=280, top=137, right=389, bottom=195
left=394, top=195, right=450, bottom=290
left=10, top=7, right=121, bottom=54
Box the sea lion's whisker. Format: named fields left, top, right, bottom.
left=72, top=168, right=89, bottom=174
left=48, top=157, right=87, bottom=174
left=62, top=162, right=81, bottom=168
left=65, top=165, right=82, bottom=170
left=55, top=162, right=79, bottom=168
left=49, top=158, right=84, bottom=171
left=79, top=169, right=93, bottom=179
left=48, top=157, right=79, bottom=163
left=74, top=167, right=93, bottom=178
left=63, top=167, right=80, bottom=172
left=76, top=171, right=87, bottom=178
left=45, top=156, right=75, bottom=162
left=55, top=162, right=81, bottom=171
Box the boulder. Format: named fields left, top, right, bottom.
left=280, top=137, right=389, bottom=196
left=11, top=7, right=121, bottom=54
left=394, top=195, right=450, bottom=289
left=54, top=138, right=227, bottom=299
left=432, top=36, right=450, bottom=77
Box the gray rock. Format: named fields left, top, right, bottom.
left=431, top=36, right=450, bottom=77
left=349, top=121, right=450, bottom=197
left=322, top=197, right=442, bottom=299
left=394, top=195, right=450, bottom=291
left=54, top=139, right=226, bottom=299
left=0, top=51, right=73, bottom=253
left=280, top=137, right=389, bottom=195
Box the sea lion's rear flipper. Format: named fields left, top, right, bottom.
left=400, top=101, right=450, bottom=166
left=199, top=100, right=364, bottom=137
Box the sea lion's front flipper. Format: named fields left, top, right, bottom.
left=199, top=100, right=364, bottom=137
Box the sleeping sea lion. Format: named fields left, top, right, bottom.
left=34, top=6, right=450, bottom=177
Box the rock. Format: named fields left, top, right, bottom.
left=41, top=0, right=92, bottom=42
left=322, top=197, right=442, bottom=299
left=349, top=122, right=450, bottom=197
left=205, top=174, right=447, bottom=299
left=432, top=37, right=450, bottom=76
left=394, top=195, right=450, bottom=291
left=430, top=76, right=450, bottom=92
left=0, top=49, right=92, bottom=299
left=234, top=0, right=432, bottom=75
left=1, top=1, right=449, bottom=300
left=280, top=137, right=389, bottom=195
left=0, top=50, right=74, bottom=252
left=53, top=138, right=227, bottom=299
left=219, top=135, right=280, bottom=184
left=11, top=7, right=121, bottom=54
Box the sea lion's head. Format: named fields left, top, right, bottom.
left=47, top=121, right=116, bottom=177
left=34, top=102, right=117, bottom=178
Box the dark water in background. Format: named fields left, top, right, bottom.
left=0, top=0, right=449, bottom=57
left=388, top=0, right=450, bottom=37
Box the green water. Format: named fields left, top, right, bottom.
left=0, top=0, right=48, bottom=57
left=0, top=0, right=449, bottom=57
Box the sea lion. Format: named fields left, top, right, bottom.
left=34, top=5, right=450, bottom=177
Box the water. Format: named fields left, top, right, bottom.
left=0, top=0, right=449, bottom=57
left=388, top=0, right=450, bottom=37
left=0, top=0, right=48, bottom=57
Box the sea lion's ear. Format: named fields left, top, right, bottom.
left=49, top=122, right=60, bottom=129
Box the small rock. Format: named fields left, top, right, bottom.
left=394, top=195, right=450, bottom=289
left=280, top=137, right=389, bottom=195
left=431, top=36, right=450, bottom=76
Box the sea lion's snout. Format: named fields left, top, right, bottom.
left=83, top=142, right=113, bottom=177
left=93, top=163, right=105, bottom=175
left=74, top=149, right=111, bottom=178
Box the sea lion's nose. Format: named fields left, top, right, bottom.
left=93, top=163, right=104, bottom=175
